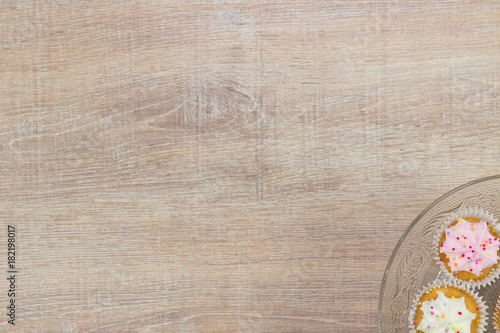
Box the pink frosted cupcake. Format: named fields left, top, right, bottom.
left=434, top=207, right=500, bottom=288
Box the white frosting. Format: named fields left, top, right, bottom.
left=417, top=291, right=476, bottom=333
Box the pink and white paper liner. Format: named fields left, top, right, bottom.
left=433, top=207, right=500, bottom=289
left=408, top=279, right=488, bottom=333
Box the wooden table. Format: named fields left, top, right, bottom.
left=1, top=1, right=499, bottom=332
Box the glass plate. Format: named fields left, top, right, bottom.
left=378, top=175, right=500, bottom=333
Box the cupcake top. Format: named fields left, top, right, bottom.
left=440, top=218, right=500, bottom=276
left=416, top=291, right=476, bottom=333
left=410, top=282, right=486, bottom=333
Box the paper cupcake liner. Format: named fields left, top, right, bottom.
left=493, top=297, right=500, bottom=333
left=408, top=279, right=488, bottom=333
left=433, top=207, right=500, bottom=289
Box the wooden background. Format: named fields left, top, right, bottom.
left=0, top=0, right=499, bottom=332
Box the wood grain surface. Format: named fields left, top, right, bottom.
left=0, top=1, right=499, bottom=332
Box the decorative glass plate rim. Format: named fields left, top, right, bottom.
left=377, top=174, right=500, bottom=332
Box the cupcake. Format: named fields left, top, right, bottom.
left=435, top=207, right=500, bottom=287
left=409, top=280, right=487, bottom=333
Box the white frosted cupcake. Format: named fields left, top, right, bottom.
left=409, top=280, right=487, bottom=333
left=434, top=207, right=500, bottom=288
